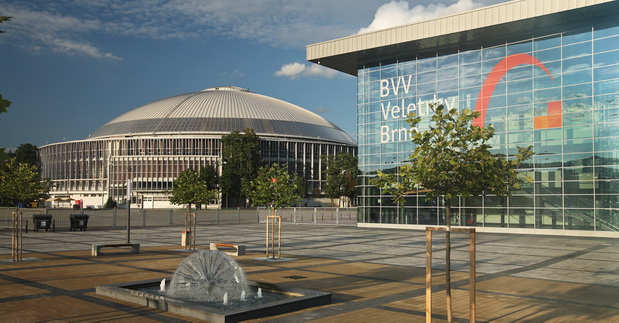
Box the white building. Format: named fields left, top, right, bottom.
left=40, top=86, right=356, bottom=208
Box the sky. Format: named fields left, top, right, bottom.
left=0, top=0, right=508, bottom=150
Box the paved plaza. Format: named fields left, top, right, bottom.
left=1, top=223, right=618, bottom=322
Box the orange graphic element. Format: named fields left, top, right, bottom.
left=473, top=53, right=562, bottom=130
left=534, top=100, right=562, bottom=129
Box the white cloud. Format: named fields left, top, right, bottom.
left=358, top=0, right=484, bottom=34
left=1, top=0, right=508, bottom=59
left=46, top=37, right=122, bottom=61
left=275, top=63, right=339, bottom=79
left=1, top=3, right=119, bottom=60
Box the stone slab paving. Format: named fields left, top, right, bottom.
left=0, top=223, right=618, bottom=322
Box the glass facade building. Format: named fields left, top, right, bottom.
left=309, top=0, right=619, bottom=236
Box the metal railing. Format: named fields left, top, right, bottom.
left=257, top=207, right=358, bottom=226
left=1, top=207, right=359, bottom=230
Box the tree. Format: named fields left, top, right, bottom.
left=0, top=16, right=10, bottom=33
left=248, top=164, right=303, bottom=213
left=372, top=105, right=533, bottom=322
left=199, top=164, right=219, bottom=191
left=0, top=94, right=10, bottom=116
left=104, top=196, right=117, bottom=209
left=14, top=143, right=39, bottom=169
left=168, top=169, right=218, bottom=213
left=0, top=158, right=48, bottom=207
left=220, top=129, right=262, bottom=207
left=198, top=164, right=220, bottom=208
left=322, top=152, right=358, bottom=207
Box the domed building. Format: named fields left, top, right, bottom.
left=40, top=86, right=356, bottom=208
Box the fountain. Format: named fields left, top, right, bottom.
left=96, top=250, right=331, bottom=323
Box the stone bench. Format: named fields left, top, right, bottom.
left=92, top=243, right=140, bottom=256
left=209, top=243, right=245, bottom=256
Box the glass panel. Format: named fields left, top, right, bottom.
left=594, top=64, right=619, bottom=82
left=596, top=209, right=619, bottom=231
left=437, top=54, right=458, bottom=69
left=509, top=209, right=534, bottom=228
left=563, top=83, right=592, bottom=100
left=565, top=209, right=594, bottom=231
left=562, top=41, right=592, bottom=59
left=563, top=56, right=592, bottom=73
left=508, top=40, right=533, bottom=55
left=537, top=209, right=562, bottom=229
left=563, top=28, right=592, bottom=45
left=482, top=46, right=506, bottom=60
left=460, top=50, right=481, bottom=64
left=594, top=35, right=619, bottom=53
left=482, top=208, right=507, bottom=227
left=563, top=69, right=592, bottom=86
left=594, top=50, right=619, bottom=68
left=534, top=35, right=561, bottom=51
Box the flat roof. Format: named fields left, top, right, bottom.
left=307, top=0, right=619, bottom=76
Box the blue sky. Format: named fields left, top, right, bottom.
left=0, top=0, right=506, bottom=150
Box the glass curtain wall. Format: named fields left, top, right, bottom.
left=358, top=20, right=619, bottom=232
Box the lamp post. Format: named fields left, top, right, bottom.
left=126, top=179, right=131, bottom=243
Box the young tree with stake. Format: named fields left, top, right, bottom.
left=372, top=105, right=533, bottom=322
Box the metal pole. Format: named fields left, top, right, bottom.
left=426, top=228, right=432, bottom=323
left=11, top=212, right=15, bottom=261
left=127, top=179, right=131, bottom=244
left=192, top=213, right=197, bottom=251
left=470, top=230, right=476, bottom=323
left=336, top=207, right=340, bottom=226
left=127, top=202, right=131, bottom=243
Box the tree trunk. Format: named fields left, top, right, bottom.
left=445, top=199, right=453, bottom=322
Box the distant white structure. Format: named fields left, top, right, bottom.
left=40, top=86, right=356, bottom=208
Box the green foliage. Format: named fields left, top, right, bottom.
left=405, top=105, right=533, bottom=201
left=0, top=16, right=10, bottom=33
left=248, top=164, right=302, bottom=210
left=370, top=166, right=418, bottom=207
left=321, top=152, right=358, bottom=206
left=168, top=169, right=218, bottom=211
left=15, top=143, right=39, bottom=169
left=0, top=158, right=48, bottom=207
left=104, top=196, right=117, bottom=209
left=220, top=128, right=262, bottom=206
left=0, top=148, right=10, bottom=169
left=373, top=105, right=533, bottom=206
left=199, top=165, right=220, bottom=191
left=372, top=104, right=534, bottom=320
left=0, top=94, right=10, bottom=116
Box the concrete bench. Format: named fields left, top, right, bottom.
left=209, top=243, right=245, bottom=256
left=92, top=243, right=140, bottom=256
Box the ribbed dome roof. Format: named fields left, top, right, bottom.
left=89, top=86, right=355, bottom=144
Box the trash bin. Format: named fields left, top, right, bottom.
left=32, top=214, right=53, bottom=232
left=181, top=231, right=191, bottom=246
left=70, top=214, right=89, bottom=231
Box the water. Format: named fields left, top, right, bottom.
left=138, top=284, right=291, bottom=310
left=169, top=250, right=249, bottom=303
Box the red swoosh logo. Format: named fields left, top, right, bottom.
left=473, top=53, right=561, bottom=129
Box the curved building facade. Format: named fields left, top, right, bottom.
left=40, top=86, right=356, bottom=208
left=308, top=0, right=619, bottom=236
